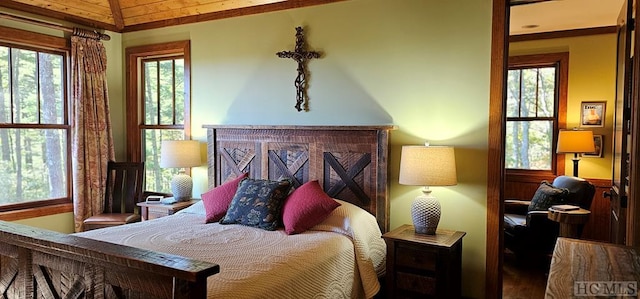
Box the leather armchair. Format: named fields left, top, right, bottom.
left=504, top=176, right=596, bottom=258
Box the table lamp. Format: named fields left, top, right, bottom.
left=399, top=144, right=457, bottom=235
left=556, top=129, right=595, bottom=177
left=160, top=140, right=202, bottom=201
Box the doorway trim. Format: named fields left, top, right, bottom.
left=486, top=0, right=508, bottom=298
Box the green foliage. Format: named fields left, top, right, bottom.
left=144, top=129, right=183, bottom=193
left=0, top=128, right=67, bottom=204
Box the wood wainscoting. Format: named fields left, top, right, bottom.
left=504, top=174, right=611, bottom=242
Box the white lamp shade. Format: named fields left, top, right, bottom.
left=160, top=140, right=202, bottom=168
left=556, top=130, right=595, bottom=153
left=399, top=145, right=457, bottom=186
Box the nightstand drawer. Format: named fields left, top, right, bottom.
left=395, top=243, right=437, bottom=271
left=146, top=210, right=169, bottom=220
left=396, top=271, right=436, bottom=295
left=383, top=225, right=465, bottom=299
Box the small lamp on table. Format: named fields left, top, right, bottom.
left=160, top=140, right=202, bottom=202
left=399, top=143, right=457, bottom=235
left=556, top=129, right=595, bottom=177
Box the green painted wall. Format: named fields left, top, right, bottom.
left=9, top=0, right=493, bottom=297
left=510, top=34, right=617, bottom=179
left=13, top=212, right=75, bottom=233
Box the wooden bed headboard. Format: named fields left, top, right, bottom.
left=203, top=125, right=395, bottom=233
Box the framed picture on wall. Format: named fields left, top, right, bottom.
left=583, top=135, right=603, bottom=158
left=580, top=101, right=606, bottom=127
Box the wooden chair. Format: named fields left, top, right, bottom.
left=83, top=161, right=145, bottom=231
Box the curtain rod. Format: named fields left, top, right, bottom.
left=0, top=11, right=110, bottom=41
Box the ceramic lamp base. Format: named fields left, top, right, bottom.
left=411, top=189, right=441, bottom=235
left=171, top=170, right=193, bottom=201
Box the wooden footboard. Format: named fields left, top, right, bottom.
left=0, top=221, right=219, bottom=299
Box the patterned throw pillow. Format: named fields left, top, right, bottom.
left=528, top=181, right=569, bottom=211
left=220, top=178, right=292, bottom=230
left=281, top=180, right=341, bottom=235
left=201, top=172, right=249, bottom=223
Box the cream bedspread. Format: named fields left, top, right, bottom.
left=76, top=200, right=385, bottom=299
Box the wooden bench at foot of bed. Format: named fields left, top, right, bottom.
left=0, top=221, right=219, bottom=299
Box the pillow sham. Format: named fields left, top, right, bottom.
left=219, top=178, right=292, bottom=230
left=201, top=172, right=249, bottom=223
left=281, top=180, right=341, bottom=235
left=528, top=181, right=569, bottom=211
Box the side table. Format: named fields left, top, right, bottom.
left=137, top=199, right=198, bottom=221
left=382, top=224, right=465, bottom=298
left=547, top=207, right=591, bottom=238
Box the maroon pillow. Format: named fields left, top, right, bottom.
left=282, top=180, right=341, bottom=235
left=202, top=173, right=249, bottom=223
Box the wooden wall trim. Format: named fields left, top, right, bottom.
left=0, top=25, right=69, bottom=50
left=486, top=0, right=508, bottom=297
left=121, top=0, right=348, bottom=33
left=585, top=178, right=612, bottom=242
left=628, top=0, right=640, bottom=247
left=0, top=203, right=73, bottom=221
left=509, top=26, right=617, bottom=43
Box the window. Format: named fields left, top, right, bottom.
left=126, top=41, right=191, bottom=193
left=506, top=53, right=567, bottom=175
left=0, top=34, right=70, bottom=211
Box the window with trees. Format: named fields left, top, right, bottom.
left=126, top=41, right=191, bottom=194
left=506, top=53, right=567, bottom=174
left=0, top=42, right=69, bottom=210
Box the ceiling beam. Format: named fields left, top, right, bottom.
left=108, top=0, right=125, bottom=31
left=509, top=26, right=617, bottom=42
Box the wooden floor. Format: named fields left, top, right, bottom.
left=502, top=250, right=549, bottom=299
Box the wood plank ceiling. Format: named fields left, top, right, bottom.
left=0, top=0, right=347, bottom=33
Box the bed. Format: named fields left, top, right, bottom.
left=0, top=125, right=394, bottom=299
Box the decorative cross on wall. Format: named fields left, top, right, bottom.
left=277, top=27, right=321, bottom=111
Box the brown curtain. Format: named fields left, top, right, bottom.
left=71, top=36, right=115, bottom=232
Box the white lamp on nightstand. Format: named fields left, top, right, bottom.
left=160, top=140, right=202, bottom=201
left=399, top=143, right=457, bottom=235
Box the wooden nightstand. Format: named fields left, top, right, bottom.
left=137, top=199, right=198, bottom=221
left=382, top=224, right=465, bottom=298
